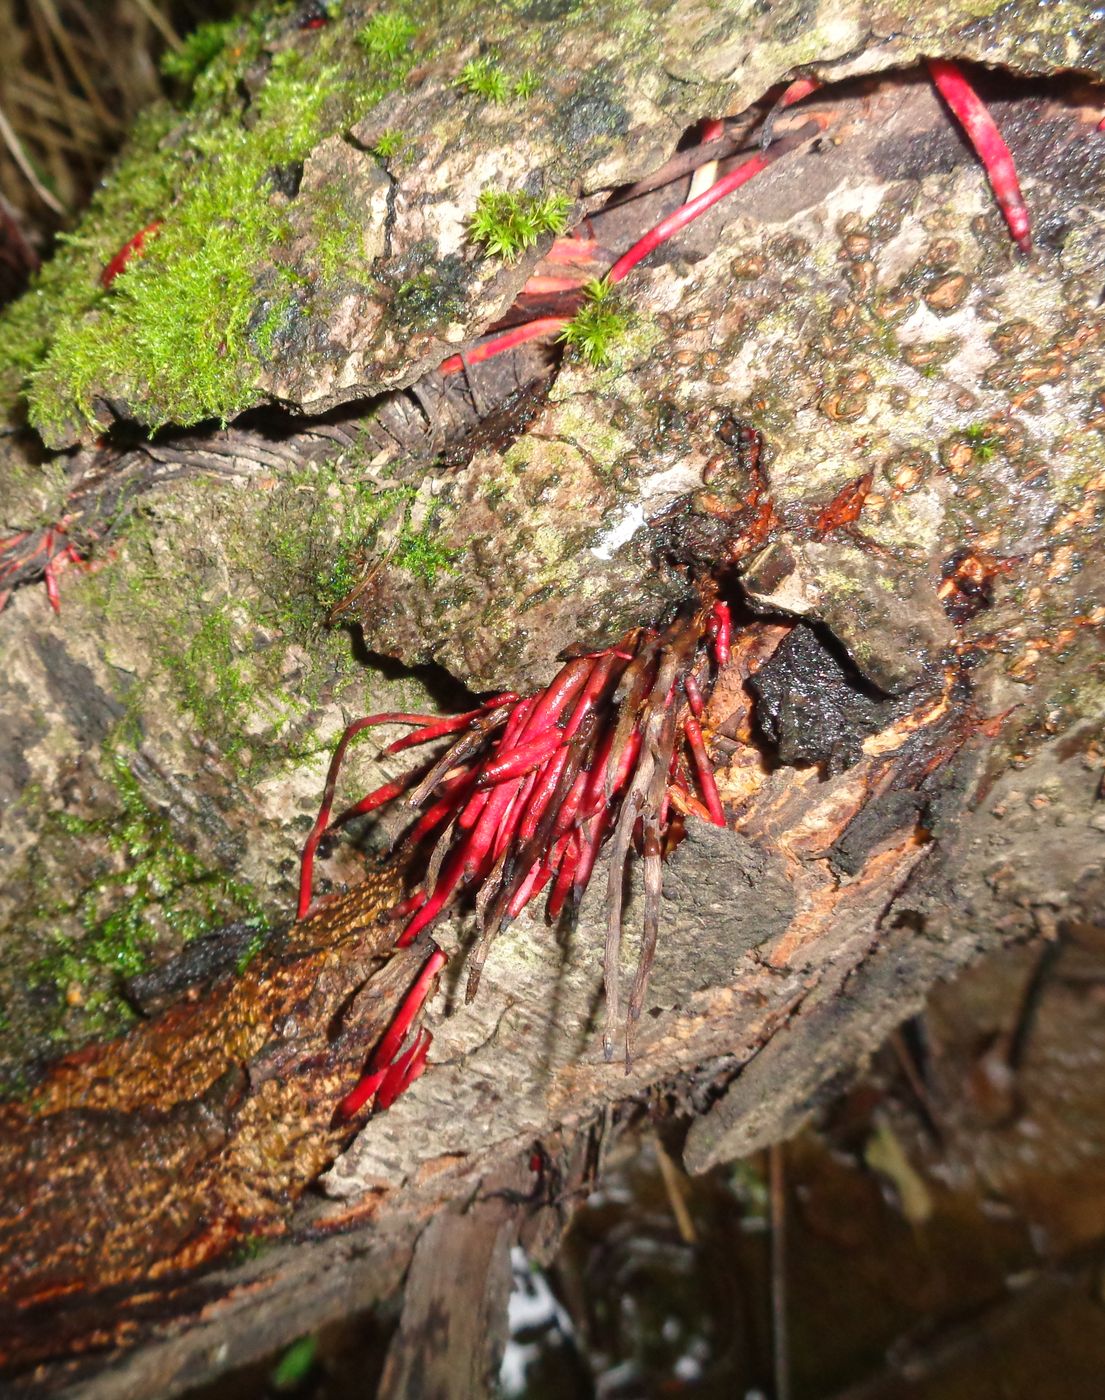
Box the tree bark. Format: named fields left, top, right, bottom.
left=1, top=1, right=1104, bottom=1394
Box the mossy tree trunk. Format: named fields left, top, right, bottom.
left=1, top=1, right=1104, bottom=1394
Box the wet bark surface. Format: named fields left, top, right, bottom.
left=0, top=1, right=1103, bottom=1394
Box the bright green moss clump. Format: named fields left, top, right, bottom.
left=468, top=188, right=571, bottom=263
left=0, top=5, right=425, bottom=442
left=455, top=55, right=509, bottom=102
left=559, top=277, right=631, bottom=366
left=357, top=11, right=419, bottom=69
left=159, top=19, right=235, bottom=87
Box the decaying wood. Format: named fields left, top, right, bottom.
left=377, top=1198, right=516, bottom=1400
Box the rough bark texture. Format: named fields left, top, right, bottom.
left=0, top=0, right=1103, bottom=1394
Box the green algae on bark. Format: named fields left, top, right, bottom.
left=0, top=442, right=453, bottom=1086
left=0, top=744, right=266, bottom=1094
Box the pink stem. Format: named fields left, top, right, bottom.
left=927, top=58, right=1031, bottom=253
left=465, top=777, right=524, bottom=875
left=607, top=149, right=775, bottom=285
left=457, top=784, right=492, bottom=832
left=396, top=851, right=468, bottom=943
left=439, top=318, right=569, bottom=376
left=375, top=1027, right=434, bottom=1111
left=518, top=747, right=570, bottom=844
left=455, top=695, right=536, bottom=828
left=370, top=949, right=447, bottom=1071
left=335, top=1065, right=389, bottom=1119
left=684, top=672, right=705, bottom=718
left=551, top=769, right=589, bottom=840
left=561, top=651, right=620, bottom=742
left=405, top=769, right=479, bottom=845
left=570, top=808, right=610, bottom=907
left=332, top=773, right=419, bottom=827
left=298, top=711, right=437, bottom=919
left=708, top=600, right=732, bottom=667
left=387, top=889, right=427, bottom=920
left=506, top=857, right=556, bottom=920
left=384, top=694, right=517, bottom=753
left=517, top=657, right=592, bottom=739
left=546, top=830, right=582, bottom=922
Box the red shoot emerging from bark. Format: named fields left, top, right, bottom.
left=927, top=59, right=1031, bottom=253
left=439, top=318, right=571, bottom=376
left=300, top=600, right=735, bottom=1084
left=606, top=119, right=818, bottom=285
left=440, top=121, right=819, bottom=379
left=607, top=147, right=771, bottom=285
left=100, top=220, right=163, bottom=288
left=0, top=522, right=85, bottom=613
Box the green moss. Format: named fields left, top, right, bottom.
left=393, top=516, right=459, bottom=581
left=558, top=277, right=630, bottom=366
left=161, top=605, right=268, bottom=753
left=372, top=128, right=407, bottom=159
left=311, top=179, right=372, bottom=285
left=513, top=68, right=540, bottom=99
left=160, top=19, right=234, bottom=87
left=271, top=1336, right=319, bottom=1391
left=235, top=926, right=268, bottom=974
left=24, top=746, right=265, bottom=1038
left=468, top=188, right=571, bottom=263
left=965, top=422, right=1001, bottom=462
left=72, top=461, right=411, bottom=770
left=357, top=10, right=419, bottom=70
left=455, top=55, right=509, bottom=102
left=2, top=5, right=424, bottom=440
left=314, top=478, right=459, bottom=604
left=0, top=102, right=178, bottom=405
left=253, top=293, right=297, bottom=357
left=315, top=481, right=414, bottom=610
